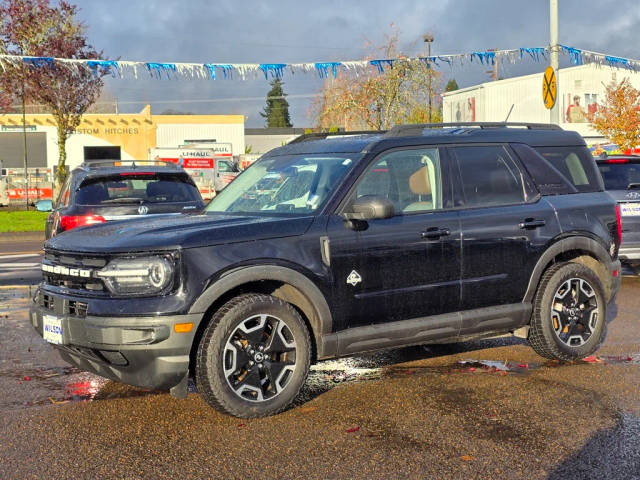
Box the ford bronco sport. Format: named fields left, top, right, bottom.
left=32, top=123, right=622, bottom=418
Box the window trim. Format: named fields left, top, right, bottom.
left=448, top=143, right=538, bottom=211
left=335, top=145, right=454, bottom=217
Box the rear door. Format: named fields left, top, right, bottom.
left=327, top=146, right=461, bottom=330
left=451, top=144, right=560, bottom=313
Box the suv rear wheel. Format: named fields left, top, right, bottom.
left=196, top=293, right=311, bottom=418
left=528, top=262, right=606, bottom=361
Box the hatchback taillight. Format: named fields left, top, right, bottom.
left=59, top=214, right=106, bottom=232
left=615, top=204, right=622, bottom=246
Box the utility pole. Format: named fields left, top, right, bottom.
left=423, top=33, right=434, bottom=123
left=550, top=0, right=560, bottom=124
left=21, top=79, right=29, bottom=211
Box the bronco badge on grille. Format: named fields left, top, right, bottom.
left=42, top=263, right=93, bottom=278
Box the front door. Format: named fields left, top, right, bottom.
left=327, top=146, right=461, bottom=330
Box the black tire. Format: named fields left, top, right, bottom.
left=196, top=293, right=311, bottom=418
left=528, top=262, right=606, bottom=361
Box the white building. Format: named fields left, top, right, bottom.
left=442, top=64, right=640, bottom=144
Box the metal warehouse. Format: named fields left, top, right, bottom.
left=442, top=64, right=640, bottom=144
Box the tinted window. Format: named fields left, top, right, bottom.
left=534, top=146, right=603, bottom=192
left=354, top=148, right=444, bottom=214
left=597, top=162, right=640, bottom=190
left=453, top=145, right=525, bottom=208
left=77, top=173, right=201, bottom=205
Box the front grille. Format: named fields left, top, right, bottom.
left=42, top=250, right=108, bottom=293
left=38, top=291, right=88, bottom=318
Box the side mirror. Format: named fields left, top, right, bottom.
left=35, top=199, right=53, bottom=212
left=343, top=195, right=394, bottom=221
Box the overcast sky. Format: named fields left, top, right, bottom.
left=73, top=0, right=640, bottom=126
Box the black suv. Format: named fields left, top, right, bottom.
left=32, top=123, right=622, bottom=418
left=43, top=160, right=205, bottom=239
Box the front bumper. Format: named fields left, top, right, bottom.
left=30, top=298, right=201, bottom=391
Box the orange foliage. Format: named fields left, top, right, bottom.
left=591, top=79, right=640, bottom=152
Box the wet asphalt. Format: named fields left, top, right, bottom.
left=1, top=279, right=640, bottom=479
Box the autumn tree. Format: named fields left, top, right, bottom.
left=260, top=78, right=292, bottom=128
left=591, top=79, right=640, bottom=152
left=0, top=0, right=105, bottom=184
left=445, top=78, right=459, bottom=92
left=314, top=29, right=441, bottom=130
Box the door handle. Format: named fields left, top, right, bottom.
left=421, top=227, right=451, bottom=239
left=519, top=218, right=546, bottom=229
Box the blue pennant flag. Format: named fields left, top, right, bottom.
left=470, top=51, right=495, bottom=65
left=204, top=64, right=234, bottom=79
left=605, top=55, right=629, bottom=67
left=87, top=60, right=119, bottom=77
left=315, top=62, right=342, bottom=78
left=259, top=64, right=287, bottom=79
left=561, top=46, right=583, bottom=65
left=145, top=62, right=177, bottom=79
left=519, top=47, right=546, bottom=61
left=23, top=57, right=54, bottom=68
left=370, top=59, right=395, bottom=73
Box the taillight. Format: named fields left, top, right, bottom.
left=615, top=204, right=622, bottom=245
left=607, top=158, right=629, bottom=164
left=59, top=214, right=106, bottom=232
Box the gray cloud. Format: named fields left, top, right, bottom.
left=73, top=0, right=640, bottom=126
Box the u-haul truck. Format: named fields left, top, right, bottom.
left=149, top=145, right=238, bottom=200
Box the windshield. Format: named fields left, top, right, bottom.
left=597, top=162, right=640, bottom=190
left=206, top=154, right=360, bottom=215
left=76, top=173, right=202, bottom=205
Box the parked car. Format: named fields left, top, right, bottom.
left=596, top=154, right=640, bottom=264
left=32, top=123, right=621, bottom=418
left=42, top=160, right=205, bottom=239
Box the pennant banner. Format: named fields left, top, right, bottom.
left=1, top=45, right=639, bottom=81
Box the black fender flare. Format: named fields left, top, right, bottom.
left=523, top=235, right=615, bottom=303
left=188, top=265, right=334, bottom=357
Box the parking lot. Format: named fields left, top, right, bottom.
left=0, top=276, right=638, bottom=479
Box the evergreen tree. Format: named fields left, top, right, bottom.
left=445, top=79, right=459, bottom=92
left=260, top=78, right=292, bottom=127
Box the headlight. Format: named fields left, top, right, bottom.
left=97, top=256, right=175, bottom=295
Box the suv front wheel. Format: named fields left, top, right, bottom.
left=528, top=262, right=607, bottom=361
left=196, top=293, right=311, bottom=418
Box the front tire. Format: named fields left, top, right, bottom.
left=528, top=262, right=606, bottom=361
left=196, top=293, right=311, bottom=418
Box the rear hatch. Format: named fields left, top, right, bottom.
left=597, top=158, right=640, bottom=245
left=71, top=171, right=205, bottom=220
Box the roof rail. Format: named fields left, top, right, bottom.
left=385, top=122, right=563, bottom=137
left=288, top=130, right=385, bottom=144
left=79, top=159, right=181, bottom=170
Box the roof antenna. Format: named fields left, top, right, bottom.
left=504, top=104, right=515, bottom=122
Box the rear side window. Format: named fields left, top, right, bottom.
left=76, top=173, right=202, bottom=205
left=452, top=145, right=526, bottom=208
left=534, top=146, right=603, bottom=192
left=597, top=162, right=640, bottom=190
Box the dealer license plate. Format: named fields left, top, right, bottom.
left=42, top=315, right=63, bottom=345
left=620, top=203, right=640, bottom=217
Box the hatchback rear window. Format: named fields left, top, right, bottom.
left=597, top=161, right=640, bottom=190
left=76, top=173, right=202, bottom=205
left=534, top=146, right=603, bottom=192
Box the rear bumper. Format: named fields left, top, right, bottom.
left=30, top=299, right=201, bottom=391
left=619, top=245, right=640, bottom=261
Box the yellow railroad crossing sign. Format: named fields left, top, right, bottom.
left=542, top=66, right=557, bottom=110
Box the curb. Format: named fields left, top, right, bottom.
left=0, top=231, right=44, bottom=243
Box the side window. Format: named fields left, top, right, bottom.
left=534, top=146, right=603, bottom=192
left=354, top=148, right=444, bottom=215
left=453, top=145, right=525, bottom=208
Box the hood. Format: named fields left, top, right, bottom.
left=45, top=213, right=315, bottom=253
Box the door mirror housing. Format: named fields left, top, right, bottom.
left=35, top=199, right=53, bottom=212
left=343, top=195, right=395, bottom=221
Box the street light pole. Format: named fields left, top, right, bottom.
left=423, top=34, right=434, bottom=123
left=550, top=0, right=560, bottom=124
